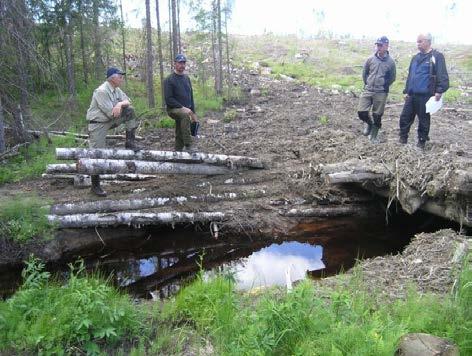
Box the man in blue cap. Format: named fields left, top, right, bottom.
left=164, top=54, right=198, bottom=152
left=357, top=36, right=396, bottom=143
left=86, top=67, right=141, bottom=196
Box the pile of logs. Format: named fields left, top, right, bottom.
left=45, top=148, right=266, bottom=228
left=318, top=158, right=472, bottom=227
left=45, top=148, right=265, bottom=187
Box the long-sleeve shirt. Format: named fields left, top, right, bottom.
left=164, top=72, right=195, bottom=112
left=362, top=52, right=396, bottom=93
left=86, top=81, right=130, bottom=122
left=404, top=49, right=449, bottom=95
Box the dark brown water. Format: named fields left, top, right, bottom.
left=0, top=211, right=458, bottom=299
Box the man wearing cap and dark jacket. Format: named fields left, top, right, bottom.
left=86, top=67, right=141, bottom=197
left=357, top=36, right=396, bottom=143
left=164, top=54, right=198, bottom=152
left=399, top=33, right=449, bottom=150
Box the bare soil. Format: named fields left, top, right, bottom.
left=1, top=69, right=471, bottom=297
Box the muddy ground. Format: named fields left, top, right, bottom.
left=1, top=69, right=471, bottom=298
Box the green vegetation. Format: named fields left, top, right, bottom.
left=157, top=258, right=472, bottom=355
left=223, top=108, right=237, bottom=122
left=319, top=115, right=330, bottom=125
left=0, top=257, right=144, bottom=354
left=0, top=254, right=470, bottom=354
left=0, top=135, right=76, bottom=185
left=0, top=194, right=54, bottom=242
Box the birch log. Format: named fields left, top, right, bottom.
left=280, top=205, right=367, bottom=217
left=50, top=190, right=266, bottom=215
left=77, top=158, right=233, bottom=175
left=326, top=171, right=387, bottom=184
left=46, top=163, right=77, bottom=174
left=48, top=211, right=227, bottom=228
left=56, top=148, right=265, bottom=168
left=29, top=130, right=144, bottom=140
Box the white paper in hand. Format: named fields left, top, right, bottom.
left=425, top=96, right=443, bottom=114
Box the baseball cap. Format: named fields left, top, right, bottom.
left=375, top=36, right=389, bottom=45
left=106, top=67, right=126, bottom=78
left=175, top=54, right=187, bottom=62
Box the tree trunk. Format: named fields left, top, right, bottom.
left=155, top=0, right=165, bottom=107
left=145, top=0, right=155, bottom=108
left=64, top=0, right=77, bottom=100
left=42, top=173, right=157, bottom=186
left=30, top=131, right=143, bottom=140
left=0, top=97, right=5, bottom=153
left=176, top=0, right=181, bottom=53
left=216, top=0, right=223, bottom=95
left=168, top=0, right=173, bottom=68
left=50, top=190, right=266, bottom=215
left=92, top=0, right=103, bottom=79
left=78, top=0, right=88, bottom=84
left=224, top=6, right=231, bottom=98
left=56, top=148, right=265, bottom=168
left=77, top=158, right=234, bottom=175
left=48, top=211, right=227, bottom=228
left=171, top=0, right=179, bottom=60
left=119, top=0, right=127, bottom=86
left=211, top=2, right=218, bottom=93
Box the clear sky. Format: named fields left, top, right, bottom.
left=121, top=0, right=472, bottom=44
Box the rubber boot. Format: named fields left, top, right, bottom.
left=125, top=128, right=143, bottom=151
left=91, top=175, right=107, bottom=197
left=417, top=140, right=426, bottom=150
left=399, top=136, right=407, bottom=144
left=362, top=122, right=372, bottom=136
left=358, top=111, right=373, bottom=136
left=369, top=125, right=380, bottom=143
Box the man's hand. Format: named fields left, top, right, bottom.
left=404, top=94, right=410, bottom=100
left=190, top=112, right=198, bottom=122
left=435, top=93, right=442, bottom=101
left=112, top=100, right=130, bottom=118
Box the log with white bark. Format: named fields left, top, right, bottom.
left=56, top=148, right=265, bottom=169
left=364, top=185, right=472, bottom=227
left=317, top=159, right=391, bottom=176
left=46, top=163, right=77, bottom=174
left=326, top=171, right=388, bottom=184
left=50, top=190, right=266, bottom=215
left=29, top=130, right=144, bottom=140
left=77, top=158, right=233, bottom=175
left=48, top=211, right=227, bottom=228
left=280, top=205, right=368, bottom=217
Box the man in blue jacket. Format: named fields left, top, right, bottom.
left=357, top=36, right=396, bottom=143
left=399, top=33, right=449, bottom=149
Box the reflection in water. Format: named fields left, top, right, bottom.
left=2, top=212, right=457, bottom=300
left=218, top=242, right=324, bottom=290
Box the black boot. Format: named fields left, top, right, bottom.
left=91, top=175, right=107, bottom=197
left=125, top=129, right=143, bottom=151
left=362, top=122, right=372, bottom=136
left=369, top=125, right=380, bottom=143
left=358, top=111, right=373, bottom=136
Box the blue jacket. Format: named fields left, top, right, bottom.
left=404, top=49, right=449, bottom=95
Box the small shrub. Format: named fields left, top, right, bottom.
left=319, top=115, right=329, bottom=125
left=0, top=257, right=144, bottom=354
left=223, top=109, right=237, bottom=123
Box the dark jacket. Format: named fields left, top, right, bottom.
left=362, top=52, right=396, bottom=93
left=164, top=72, right=195, bottom=112
left=404, top=49, right=449, bottom=95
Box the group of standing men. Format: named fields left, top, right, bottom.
left=357, top=33, right=449, bottom=149
left=85, top=54, right=197, bottom=196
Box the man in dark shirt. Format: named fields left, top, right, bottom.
left=399, top=33, right=449, bottom=150
left=164, top=54, right=198, bottom=152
